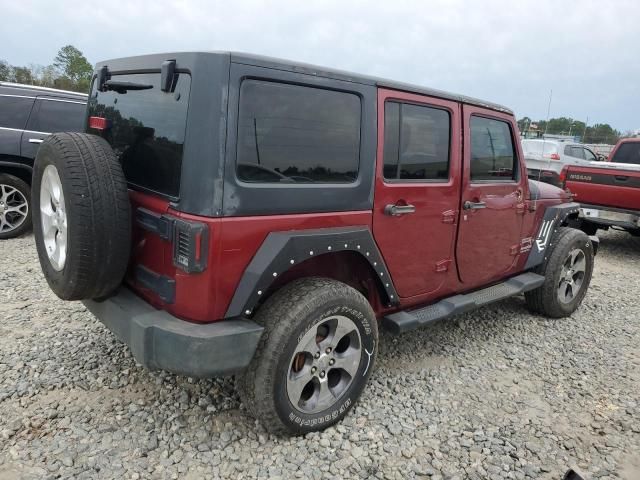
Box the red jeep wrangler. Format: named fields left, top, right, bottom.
left=31, top=52, right=597, bottom=435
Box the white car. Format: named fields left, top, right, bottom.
left=522, top=139, right=599, bottom=186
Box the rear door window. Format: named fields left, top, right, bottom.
left=611, top=142, right=640, bottom=165
left=383, top=101, right=450, bottom=181
left=583, top=148, right=597, bottom=161
left=88, top=72, right=191, bottom=198
left=26, top=99, right=85, bottom=133
left=0, top=95, right=34, bottom=129
left=236, top=80, right=361, bottom=183
left=469, top=116, right=517, bottom=181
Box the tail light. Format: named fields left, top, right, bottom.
left=173, top=219, right=208, bottom=273
left=559, top=166, right=568, bottom=186
left=544, top=153, right=561, bottom=161
left=88, top=116, right=111, bottom=130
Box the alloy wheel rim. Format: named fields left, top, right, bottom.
left=557, top=248, right=586, bottom=304
left=40, top=165, right=67, bottom=271
left=286, top=315, right=362, bottom=414
left=0, top=184, right=29, bottom=234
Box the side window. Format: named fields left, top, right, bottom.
left=383, top=101, right=451, bottom=181
left=0, top=95, right=34, bottom=129
left=564, top=145, right=573, bottom=156
left=470, top=116, right=517, bottom=181
left=236, top=80, right=361, bottom=183
left=583, top=148, right=597, bottom=161
left=27, top=99, right=86, bottom=133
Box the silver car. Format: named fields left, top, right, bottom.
left=522, top=139, right=599, bottom=186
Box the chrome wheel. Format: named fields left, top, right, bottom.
left=287, top=315, right=362, bottom=414
left=558, top=248, right=586, bottom=304
left=0, top=184, right=29, bottom=234
left=40, top=165, right=67, bottom=271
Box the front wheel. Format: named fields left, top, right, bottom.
left=0, top=174, right=31, bottom=239
left=525, top=227, right=595, bottom=318
left=237, top=278, right=378, bottom=435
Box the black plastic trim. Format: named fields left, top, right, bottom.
left=135, top=265, right=176, bottom=304
left=383, top=272, right=545, bottom=334
left=135, top=208, right=174, bottom=240
left=83, top=288, right=264, bottom=377
left=524, top=202, right=581, bottom=270
left=225, top=226, right=399, bottom=318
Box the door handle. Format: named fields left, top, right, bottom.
left=28, top=138, right=44, bottom=144
left=614, top=175, right=629, bottom=182
left=463, top=200, right=487, bottom=210
left=384, top=203, right=416, bottom=216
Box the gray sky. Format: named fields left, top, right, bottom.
left=3, top=0, right=638, bottom=131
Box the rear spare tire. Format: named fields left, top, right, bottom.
left=32, top=133, right=131, bottom=300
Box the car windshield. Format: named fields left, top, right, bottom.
left=610, top=142, right=640, bottom=164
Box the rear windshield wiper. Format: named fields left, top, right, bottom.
left=103, top=80, right=153, bottom=94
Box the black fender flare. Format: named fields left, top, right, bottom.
left=524, top=202, right=586, bottom=270
left=225, top=226, right=400, bottom=318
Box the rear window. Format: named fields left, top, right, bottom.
left=236, top=80, right=361, bottom=183
left=0, top=95, right=34, bottom=129
left=27, top=99, right=85, bottom=133
left=611, top=142, right=640, bottom=165
left=522, top=141, right=557, bottom=155
left=88, top=72, right=191, bottom=198
left=470, top=116, right=517, bottom=181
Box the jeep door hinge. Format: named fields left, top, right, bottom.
left=435, top=259, right=452, bottom=273
left=441, top=210, right=457, bottom=224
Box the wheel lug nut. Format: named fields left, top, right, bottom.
left=314, top=352, right=320, bottom=359
left=311, top=367, right=317, bottom=374
left=329, top=359, right=335, bottom=366
left=319, top=371, right=325, bottom=378
left=325, top=347, right=332, bottom=354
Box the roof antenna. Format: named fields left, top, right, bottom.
left=533, top=89, right=553, bottom=208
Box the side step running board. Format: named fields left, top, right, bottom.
left=382, top=272, right=545, bottom=334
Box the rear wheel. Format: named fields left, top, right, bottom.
left=0, top=174, right=31, bottom=239
left=237, top=278, right=378, bottom=435
left=525, top=227, right=594, bottom=318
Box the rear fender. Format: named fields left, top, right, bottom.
left=225, top=226, right=399, bottom=318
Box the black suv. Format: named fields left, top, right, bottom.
left=0, top=82, right=87, bottom=238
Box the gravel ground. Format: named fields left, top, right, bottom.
left=0, top=230, right=639, bottom=480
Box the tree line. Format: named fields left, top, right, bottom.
left=516, top=116, right=632, bottom=145
left=0, top=45, right=93, bottom=93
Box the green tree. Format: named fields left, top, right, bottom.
left=12, top=66, right=34, bottom=84
left=517, top=117, right=532, bottom=132
left=53, top=45, right=93, bottom=93
left=0, top=60, right=12, bottom=81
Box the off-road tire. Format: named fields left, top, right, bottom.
left=32, top=132, right=130, bottom=300
left=236, top=277, right=378, bottom=435
left=525, top=227, right=594, bottom=318
left=0, top=173, right=32, bottom=239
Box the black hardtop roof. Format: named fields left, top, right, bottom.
left=95, top=51, right=512, bottom=114
left=0, top=81, right=87, bottom=99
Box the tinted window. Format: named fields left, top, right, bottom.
left=470, top=116, right=516, bottom=181
left=0, top=95, right=34, bottom=129
left=567, top=146, right=585, bottom=159
left=383, top=102, right=450, bottom=180
left=611, top=142, right=640, bottom=165
left=237, top=80, right=361, bottom=183
left=27, top=99, right=85, bottom=133
left=583, top=148, right=597, bottom=161
left=88, top=73, right=191, bottom=198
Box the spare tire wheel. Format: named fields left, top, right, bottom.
left=32, top=132, right=131, bottom=300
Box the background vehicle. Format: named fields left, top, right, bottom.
left=607, top=137, right=640, bottom=165
left=562, top=160, right=640, bottom=236
left=522, top=139, right=599, bottom=187
left=0, top=82, right=87, bottom=238
left=31, top=52, right=596, bottom=435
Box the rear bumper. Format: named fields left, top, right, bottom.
left=579, top=204, right=640, bottom=230
left=83, top=288, right=263, bottom=378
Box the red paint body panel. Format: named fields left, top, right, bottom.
left=372, top=89, right=461, bottom=299
left=123, top=88, right=567, bottom=325
left=455, top=106, right=528, bottom=288
left=564, top=165, right=640, bottom=211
